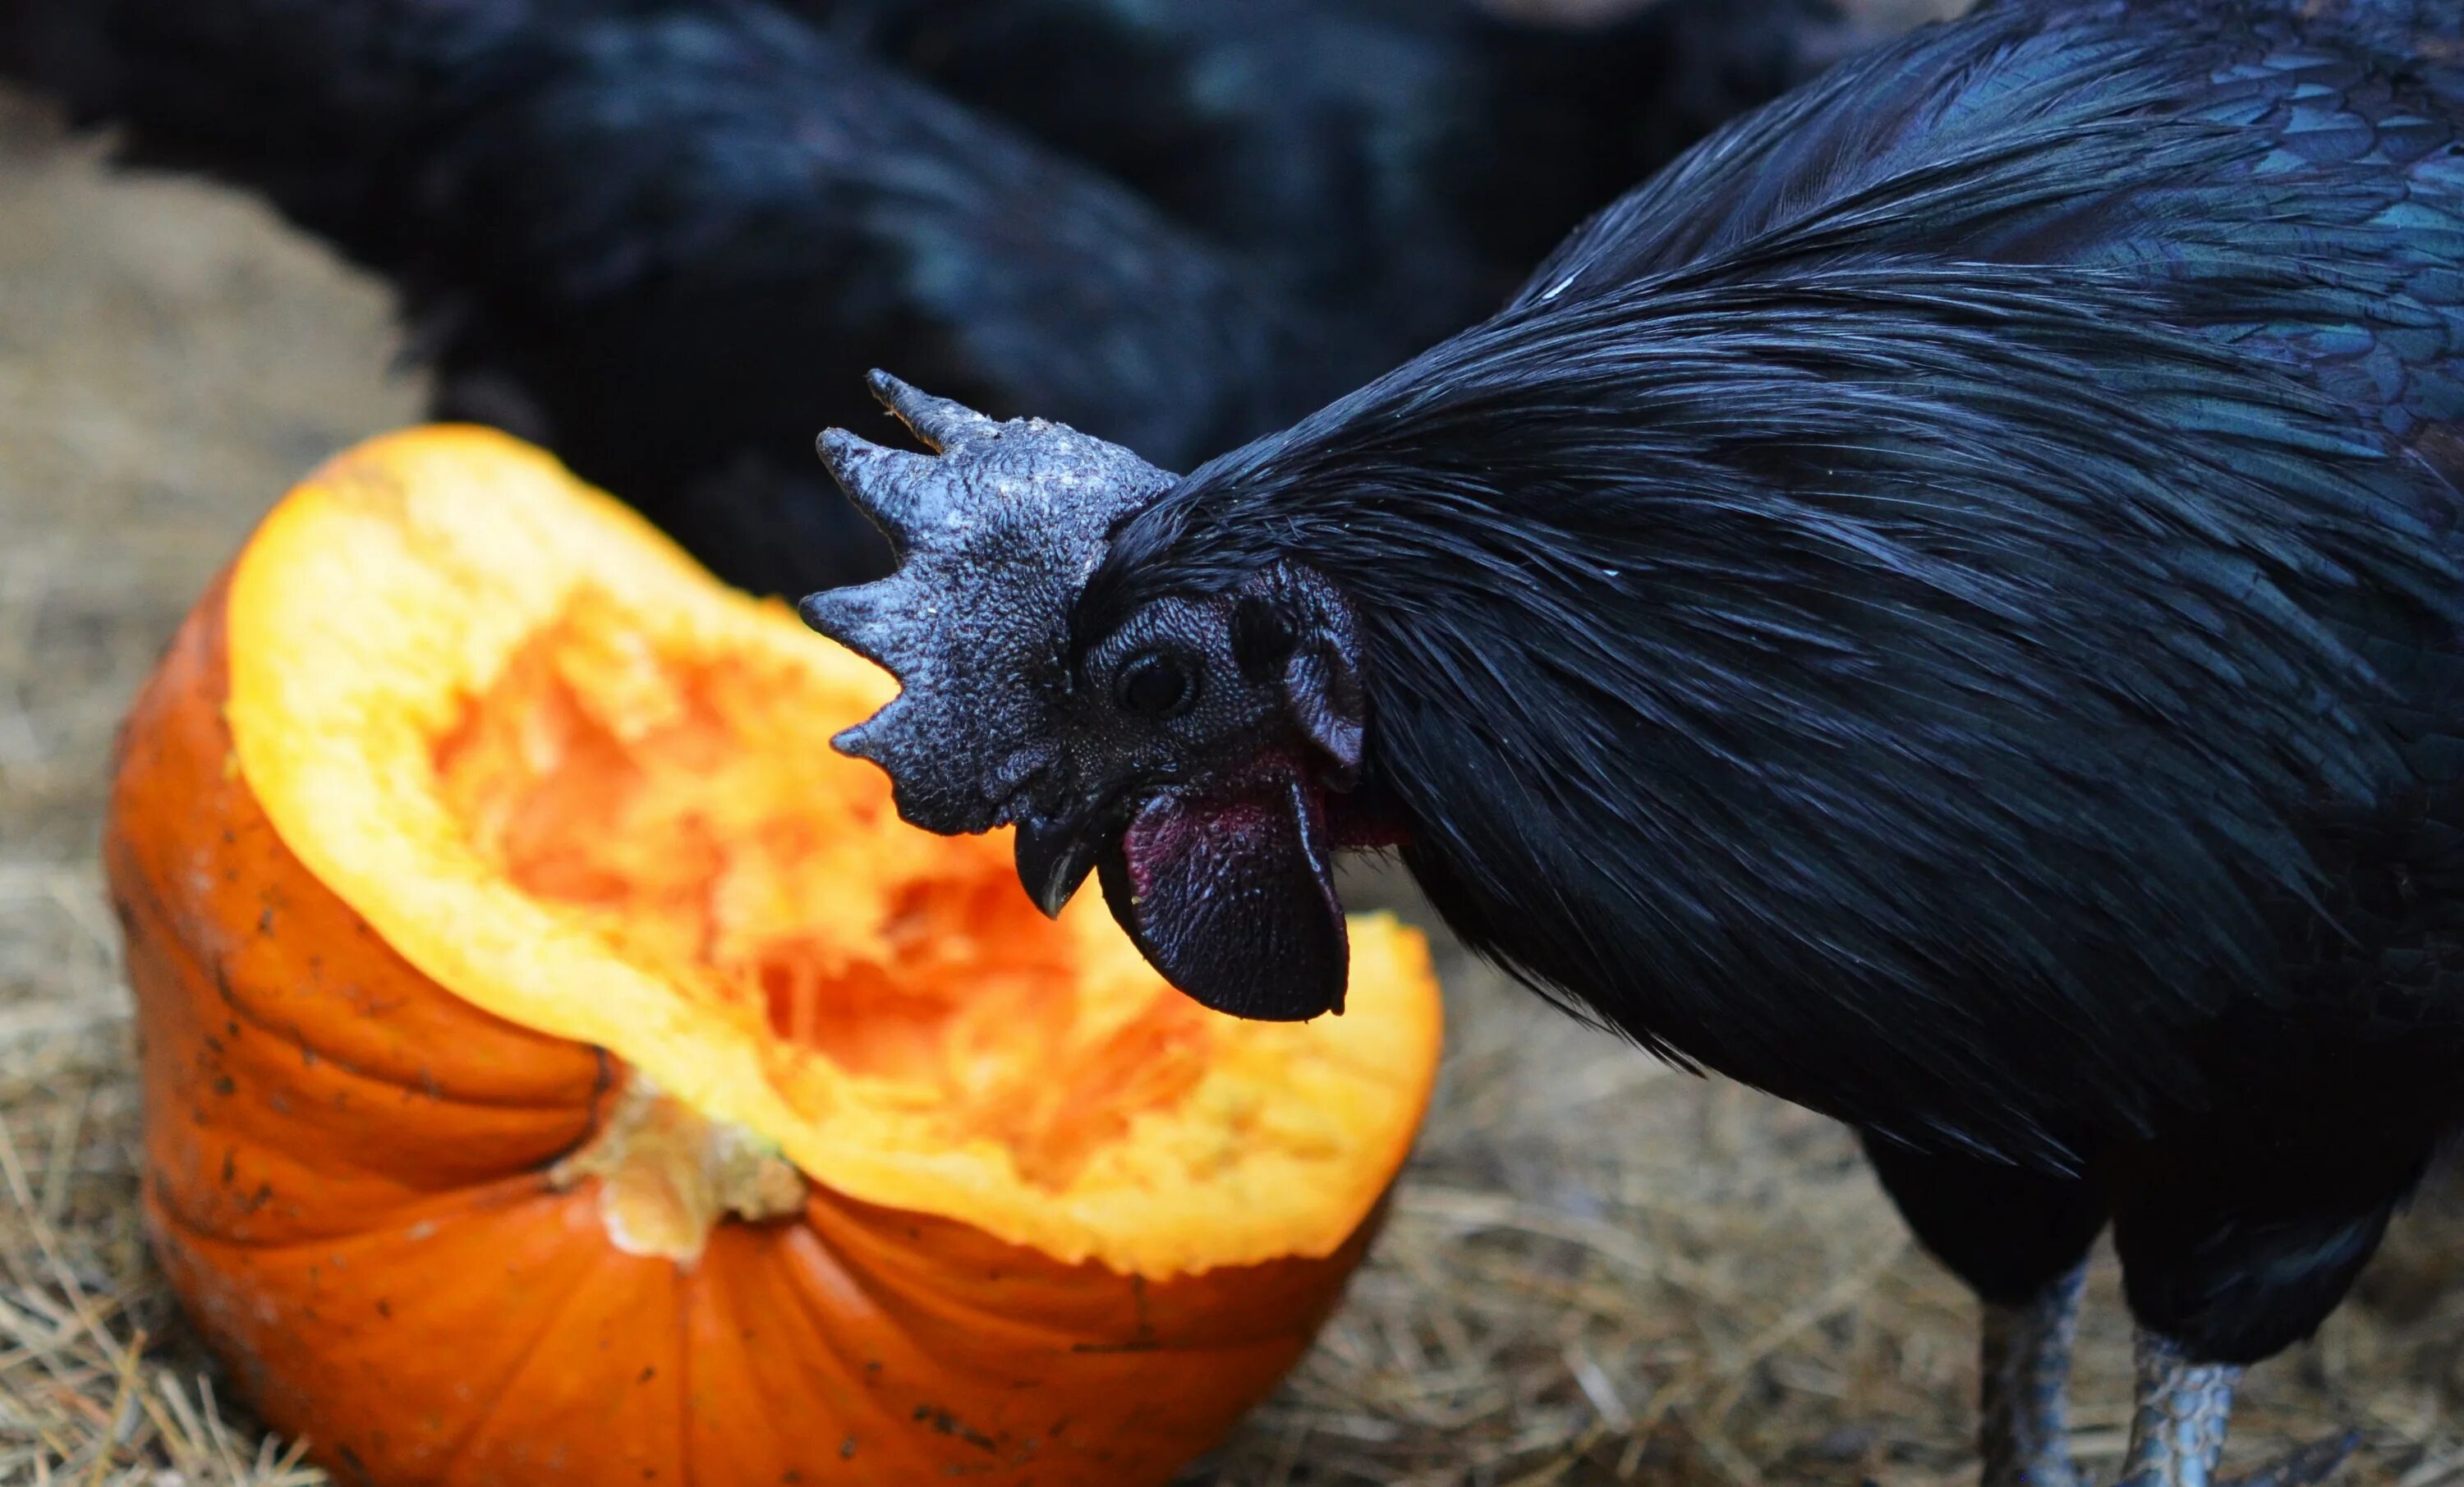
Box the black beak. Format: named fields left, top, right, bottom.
left=1014, top=806, right=1110, bottom=918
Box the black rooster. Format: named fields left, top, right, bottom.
left=798, top=0, right=2464, bottom=1480
left=0, top=0, right=1859, bottom=599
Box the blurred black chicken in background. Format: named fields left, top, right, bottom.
left=0, top=0, right=1865, bottom=598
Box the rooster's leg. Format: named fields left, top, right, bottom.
left=2113, top=1333, right=2357, bottom=1487
left=2104, top=1139, right=2409, bottom=1487
left=1981, top=1264, right=2086, bottom=1487
left=1859, top=1132, right=2107, bottom=1487
left=2115, top=1332, right=2236, bottom=1487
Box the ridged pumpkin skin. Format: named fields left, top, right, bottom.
left=104, top=449, right=1418, bottom=1485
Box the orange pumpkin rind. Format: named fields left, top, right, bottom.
left=108, top=427, right=1444, bottom=1486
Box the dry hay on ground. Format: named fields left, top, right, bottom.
left=2, top=90, right=2462, bottom=1487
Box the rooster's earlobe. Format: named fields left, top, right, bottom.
left=1240, top=566, right=1368, bottom=786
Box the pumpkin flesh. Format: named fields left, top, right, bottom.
left=108, top=426, right=1443, bottom=1485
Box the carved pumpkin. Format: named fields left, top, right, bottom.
left=105, top=427, right=1442, bottom=1486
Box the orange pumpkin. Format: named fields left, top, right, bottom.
left=105, top=427, right=1443, bottom=1485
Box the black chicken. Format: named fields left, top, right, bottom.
left=0, top=0, right=1859, bottom=599
left=798, top=0, right=2464, bottom=1480
left=2, top=0, right=1335, bottom=596
left=836, top=0, right=1866, bottom=355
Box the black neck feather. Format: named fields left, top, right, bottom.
left=1085, top=263, right=2464, bottom=1162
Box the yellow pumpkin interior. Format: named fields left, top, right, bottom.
left=223, top=426, right=1442, bottom=1275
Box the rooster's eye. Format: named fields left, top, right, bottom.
left=1118, top=651, right=1193, bottom=718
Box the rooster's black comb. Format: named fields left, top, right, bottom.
left=797, top=370, right=1178, bottom=835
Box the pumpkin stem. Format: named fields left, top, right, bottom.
left=550, top=1072, right=808, bottom=1265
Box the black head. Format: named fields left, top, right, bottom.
left=800, top=373, right=1372, bottom=1021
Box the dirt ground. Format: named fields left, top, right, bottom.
left=4, top=75, right=2464, bottom=1487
